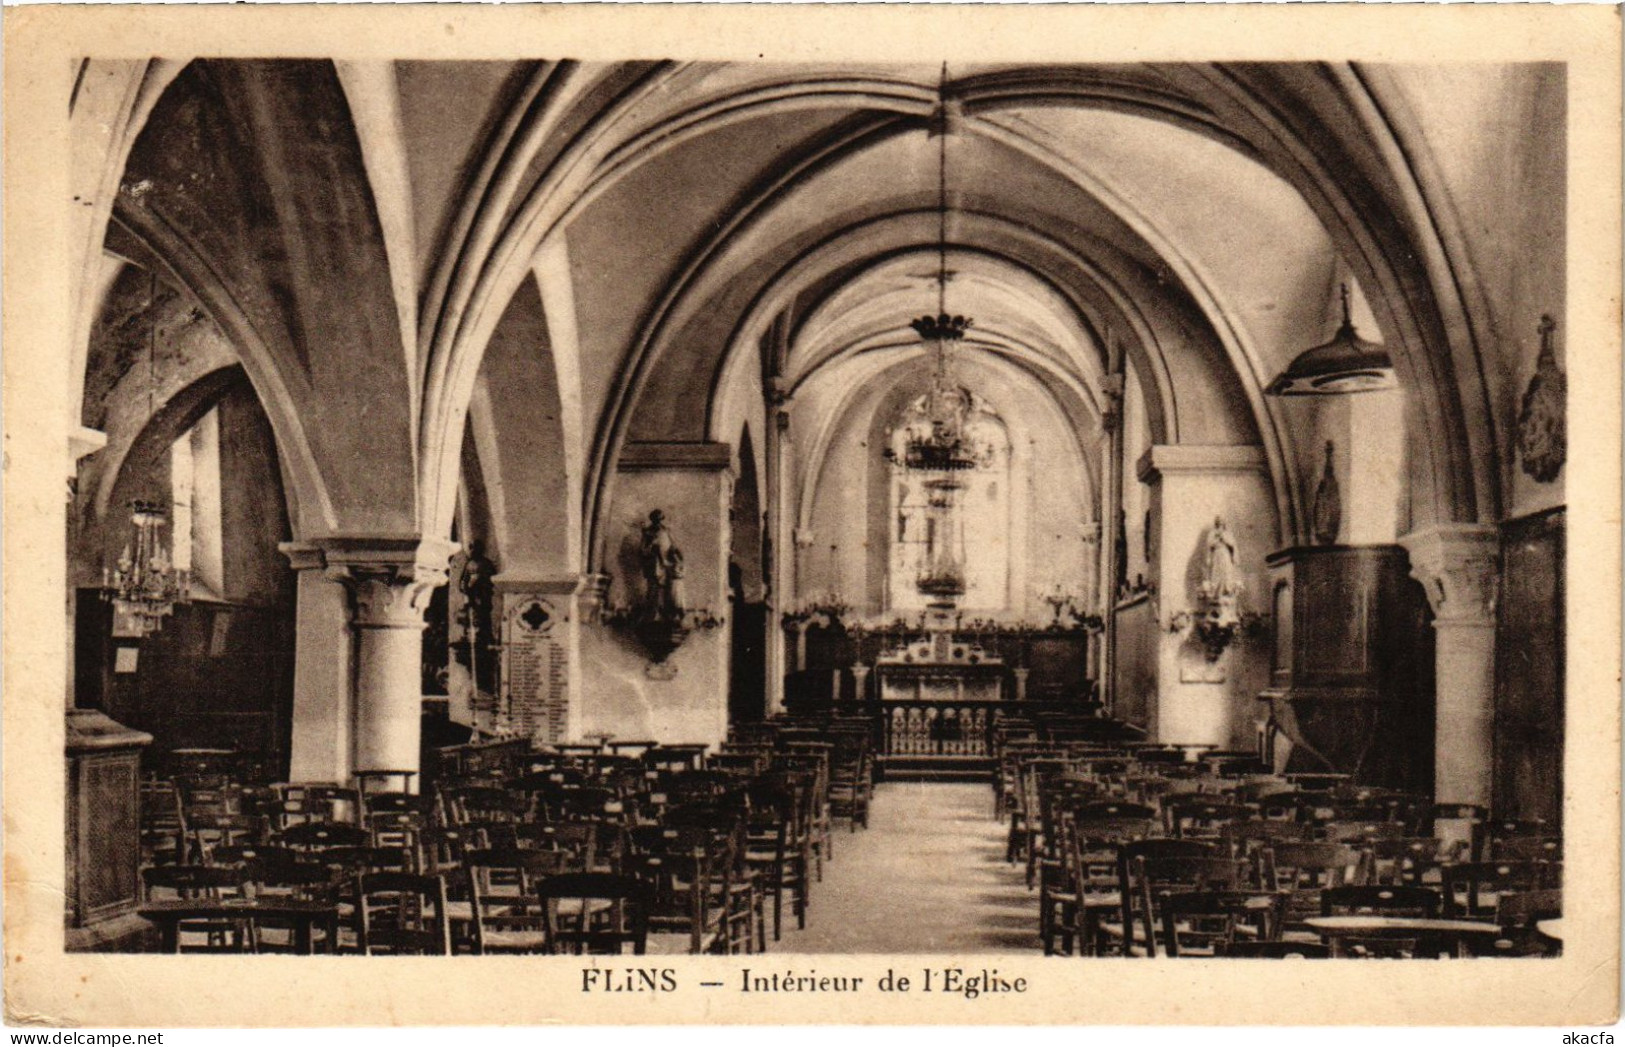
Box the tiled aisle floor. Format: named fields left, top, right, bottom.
left=771, top=781, right=1038, bottom=953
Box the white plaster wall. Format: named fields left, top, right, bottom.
left=1146, top=457, right=1277, bottom=748
left=578, top=467, right=731, bottom=748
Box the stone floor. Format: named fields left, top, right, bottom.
left=771, top=781, right=1038, bottom=954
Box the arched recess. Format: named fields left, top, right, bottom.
left=415, top=62, right=677, bottom=550
left=461, top=274, right=578, bottom=579
left=77, top=365, right=299, bottom=770
left=597, top=201, right=1228, bottom=568
left=796, top=352, right=1096, bottom=621
left=105, top=210, right=331, bottom=537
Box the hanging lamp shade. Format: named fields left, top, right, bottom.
left=1266, top=283, right=1397, bottom=396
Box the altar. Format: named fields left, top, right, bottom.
left=875, top=630, right=1004, bottom=702
left=873, top=631, right=1004, bottom=762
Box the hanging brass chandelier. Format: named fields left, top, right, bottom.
left=885, top=67, right=986, bottom=476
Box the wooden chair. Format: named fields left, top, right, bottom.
left=1157, top=889, right=1285, bottom=957
left=271, top=784, right=362, bottom=827
left=140, top=864, right=254, bottom=953
left=278, top=821, right=371, bottom=855
left=1364, top=837, right=1459, bottom=886
left=1490, top=836, right=1562, bottom=862
left=745, top=783, right=807, bottom=940
left=1321, top=820, right=1406, bottom=847
left=139, top=780, right=187, bottom=867
left=1318, top=884, right=1443, bottom=959
left=359, top=872, right=451, bottom=955
left=185, top=812, right=264, bottom=864
left=1441, top=861, right=1554, bottom=919
left=1165, top=799, right=1255, bottom=840
left=1048, top=802, right=1157, bottom=956
left=1127, top=855, right=1251, bottom=957
left=1101, top=840, right=1218, bottom=957
left=1426, top=802, right=1490, bottom=860
left=247, top=861, right=344, bottom=953
left=1220, top=820, right=1311, bottom=862
left=1320, top=884, right=1441, bottom=918
left=536, top=873, right=652, bottom=955
left=466, top=848, right=573, bottom=954
left=1466, top=888, right=1562, bottom=957
left=1261, top=842, right=1363, bottom=934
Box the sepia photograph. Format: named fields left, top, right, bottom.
left=4, top=2, right=1620, bottom=1029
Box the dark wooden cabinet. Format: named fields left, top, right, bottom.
left=1259, top=545, right=1434, bottom=792
left=66, top=708, right=151, bottom=945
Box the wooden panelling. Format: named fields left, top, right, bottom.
left=1494, top=508, right=1564, bottom=824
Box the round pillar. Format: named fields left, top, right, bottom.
left=1400, top=524, right=1500, bottom=809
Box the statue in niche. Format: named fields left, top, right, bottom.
left=639, top=510, right=684, bottom=623
left=1312, top=441, right=1342, bottom=545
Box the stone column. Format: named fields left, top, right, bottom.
left=1098, top=374, right=1124, bottom=714
left=280, top=537, right=456, bottom=786
left=282, top=544, right=355, bottom=783
left=1399, top=524, right=1500, bottom=808
left=765, top=403, right=792, bottom=716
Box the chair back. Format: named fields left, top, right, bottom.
left=535, top=873, right=652, bottom=954
left=359, top=871, right=451, bottom=955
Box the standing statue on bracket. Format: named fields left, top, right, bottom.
left=639, top=509, right=684, bottom=624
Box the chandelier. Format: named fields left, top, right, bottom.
left=883, top=65, right=989, bottom=609
left=104, top=500, right=190, bottom=637
left=885, top=67, right=988, bottom=477
left=102, top=271, right=191, bottom=637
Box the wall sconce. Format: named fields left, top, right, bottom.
left=1167, top=607, right=1268, bottom=662
left=602, top=601, right=725, bottom=669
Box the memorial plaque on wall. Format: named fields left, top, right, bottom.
left=502, top=596, right=568, bottom=744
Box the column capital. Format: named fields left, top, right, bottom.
left=279, top=535, right=459, bottom=620
left=1399, top=524, right=1500, bottom=627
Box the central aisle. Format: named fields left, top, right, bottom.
left=773, top=781, right=1037, bottom=953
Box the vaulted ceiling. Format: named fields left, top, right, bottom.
left=73, top=58, right=1557, bottom=569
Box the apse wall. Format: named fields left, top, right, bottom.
left=796, top=353, right=1095, bottom=622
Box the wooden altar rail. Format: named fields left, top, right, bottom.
left=880, top=699, right=1005, bottom=759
